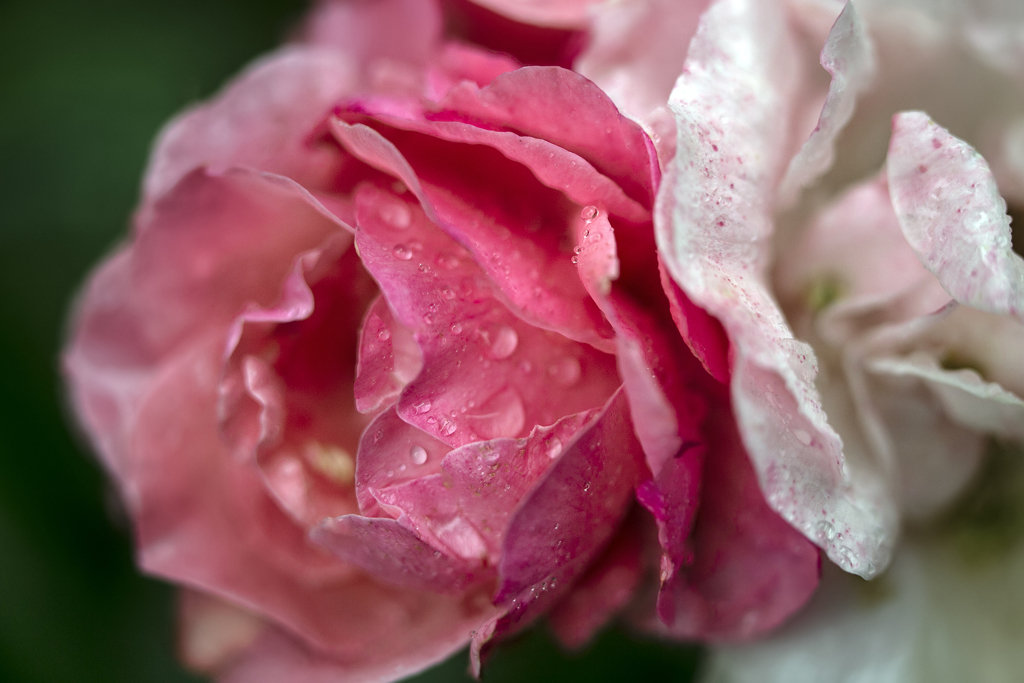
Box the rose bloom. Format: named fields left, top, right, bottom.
left=61, top=0, right=1024, bottom=682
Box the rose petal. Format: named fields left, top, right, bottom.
left=332, top=119, right=617, bottom=350
left=354, top=295, right=423, bottom=414
left=888, top=111, right=1024, bottom=323
left=372, top=408, right=600, bottom=563
left=656, top=0, right=896, bottom=577
left=547, top=513, right=644, bottom=650
left=648, top=403, right=821, bottom=641
left=444, top=0, right=586, bottom=68
left=464, top=0, right=596, bottom=29
left=143, top=49, right=357, bottom=205
left=779, top=1, right=876, bottom=203
left=471, top=389, right=645, bottom=667
left=300, top=0, right=442, bottom=70
left=574, top=0, right=711, bottom=126
left=350, top=182, right=619, bottom=447
left=311, top=515, right=487, bottom=593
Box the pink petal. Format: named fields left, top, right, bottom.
left=779, top=1, right=876, bottom=203
left=444, top=0, right=586, bottom=68
left=353, top=295, right=423, bottom=414
left=433, top=66, right=658, bottom=208
left=888, top=111, right=1024, bottom=323
left=574, top=0, right=711, bottom=125
left=373, top=408, right=601, bottom=563
left=656, top=0, right=896, bottom=577
left=659, top=257, right=731, bottom=384
left=353, top=407, right=450, bottom=518
left=143, top=49, right=357, bottom=205
left=478, top=390, right=645, bottom=654
left=350, top=181, right=620, bottom=447
left=548, top=513, right=644, bottom=650
left=424, top=42, right=521, bottom=100
left=311, top=515, right=487, bottom=593
left=332, top=119, right=617, bottom=350
left=221, top=614, right=496, bottom=683
left=649, top=405, right=821, bottom=641
left=300, top=0, right=442, bottom=70
left=464, top=0, right=596, bottom=28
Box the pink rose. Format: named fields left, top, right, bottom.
left=63, top=0, right=828, bottom=680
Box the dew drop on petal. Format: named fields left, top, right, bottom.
left=409, top=445, right=428, bottom=465
left=573, top=246, right=583, bottom=255
left=414, top=399, right=432, bottom=414
left=581, top=205, right=599, bottom=221
left=549, top=356, right=581, bottom=386
left=379, top=200, right=411, bottom=229
left=571, top=256, right=579, bottom=264
left=440, top=286, right=456, bottom=300
left=489, top=325, right=518, bottom=359
left=392, top=244, right=413, bottom=260
left=441, top=419, right=458, bottom=436
left=792, top=428, right=812, bottom=446
left=436, top=253, right=460, bottom=269
left=377, top=328, right=391, bottom=342
left=450, top=322, right=463, bottom=335
left=423, top=313, right=435, bottom=325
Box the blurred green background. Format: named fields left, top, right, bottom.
left=0, top=1, right=701, bottom=680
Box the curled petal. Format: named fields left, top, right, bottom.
left=780, top=1, right=876, bottom=203
left=888, top=111, right=1024, bottom=323
left=656, top=0, right=895, bottom=576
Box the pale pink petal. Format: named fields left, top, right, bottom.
left=465, top=0, right=596, bottom=28
left=646, top=405, right=821, bottom=641
left=780, top=1, right=877, bottom=203
left=888, top=112, right=1024, bottom=323
left=179, top=590, right=267, bottom=675
left=869, top=353, right=1024, bottom=442
left=143, top=49, right=356, bottom=204
left=424, top=42, right=520, bottom=100
left=350, top=182, right=619, bottom=448
left=332, top=120, right=617, bottom=350
left=547, top=515, right=644, bottom=650
left=353, top=296, right=423, bottom=414
left=656, top=0, right=896, bottom=576
left=574, top=0, right=711, bottom=125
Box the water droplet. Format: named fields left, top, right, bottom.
left=436, top=253, right=460, bottom=270
left=573, top=246, right=583, bottom=255
left=581, top=205, right=599, bottom=221
left=440, top=286, right=456, bottom=300
left=546, top=437, right=562, bottom=459
left=450, top=322, right=463, bottom=334
left=374, top=430, right=384, bottom=443
left=387, top=469, right=394, bottom=477
left=816, top=520, right=836, bottom=541
left=377, top=328, right=391, bottom=342
left=583, top=229, right=590, bottom=239
left=379, top=200, right=411, bottom=229
left=392, top=244, right=413, bottom=260
left=466, top=387, right=525, bottom=439
left=423, top=313, right=435, bottom=325
left=489, top=325, right=518, bottom=359
left=793, top=428, right=812, bottom=446
left=408, top=240, right=423, bottom=252
left=440, top=419, right=457, bottom=436
left=409, top=445, right=428, bottom=465
left=571, top=256, right=579, bottom=264
left=413, top=399, right=432, bottom=414
left=549, top=357, right=581, bottom=386
left=426, top=416, right=437, bottom=425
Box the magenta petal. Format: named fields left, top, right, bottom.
left=332, top=118, right=617, bottom=349
left=548, top=514, right=644, bottom=649
left=350, top=182, right=619, bottom=447
left=373, top=408, right=600, bottom=563
left=311, top=515, right=486, bottom=594
left=888, top=112, right=1024, bottom=323
left=653, top=407, right=821, bottom=641
left=465, top=0, right=595, bottom=28
left=354, top=295, right=423, bottom=414
left=659, top=256, right=730, bottom=384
